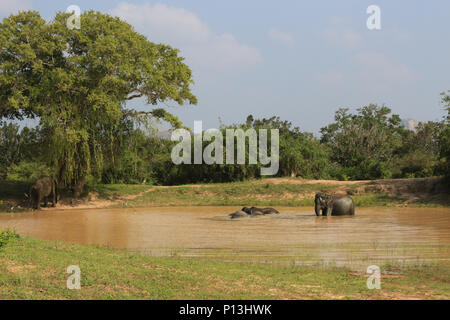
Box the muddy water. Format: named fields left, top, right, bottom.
left=1, top=207, right=449, bottom=270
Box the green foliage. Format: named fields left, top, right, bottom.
left=438, top=91, right=450, bottom=180
left=7, top=160, right=52, bottom=182
left=0, top=122, right=41, bottom=180
left=0, top=229, right=20, bottom=248
left=3, top=107, right=449, bottom=187
left=321, top=105, right=404, bottom=180
left=247, top=116, right=330, bottom=179
left=392, top=121, right=442, bottom=178
left=0, top=10, right=196, bottom=188
left=0, top=8, right=448, bottom=188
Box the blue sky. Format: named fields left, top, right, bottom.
left=1, top=1, right=449, bottom=134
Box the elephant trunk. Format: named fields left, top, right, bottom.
left=315, top=202, right=321, bottom=216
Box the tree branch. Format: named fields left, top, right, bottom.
left=126, top=93, right=143, bottom=100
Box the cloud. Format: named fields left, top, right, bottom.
left=110, top=2, right=262, bottom=70
left=323, top=16, right=362, bottom=49
left=354, top=51, right=417, bottom=92
left=0, top=0, right=32, bottom=15
left=315, top=52, right=416, bottom=99
left=324, top=28, right=362, bottom=49
left=268, top=28, right=295, bottom=47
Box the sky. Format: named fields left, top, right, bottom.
left=1, top=0, right=449, bottom=134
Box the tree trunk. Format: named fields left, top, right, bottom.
left=73, top=176, right=85, bottom=198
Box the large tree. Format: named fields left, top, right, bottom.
left=0, top=11, right=196, bottom=192
left=320, top=105, right=403, bottom=179
left=439, top=91, right=450, bottom=180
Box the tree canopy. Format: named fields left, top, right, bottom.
left=0, top=10, right=197, bottom=188
left=320, top=105, right=405, bottom=179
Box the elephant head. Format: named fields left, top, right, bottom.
left=315, top=193, right=332, bottom=216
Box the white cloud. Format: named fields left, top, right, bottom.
left=315, top=52, right=416, bottom=98
left=110, top=2, right=262, bottom=70
left=324, top=28, right=362, bottom=49
left=323, top=16, right=362, bottom=49
left=355, top=52, right=416, bottom=84
left=0, top=0, right=32, bottom=15
left=354, top=51, right=417, bottom=92
left=268, top=28, right=295, bottom=47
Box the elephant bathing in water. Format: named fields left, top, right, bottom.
left=29, top=176, right=58, bottom=210
left=229, top=207, right=280, bottom=219
left=314, top=193, right=355, bottom=216
left=229, top=210, right=248, bottom=219
left=242, top=207, right=280, bottom=216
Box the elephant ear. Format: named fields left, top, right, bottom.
left=326, top=196, right=334, bottom=206
left=321, top=194, right=332, bottom=206
left=316, top=193, right=325, bottom=203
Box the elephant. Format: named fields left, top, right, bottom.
left=314, top=193, right=355, bottom=216
left=242, top=207, right=264, bottom=216
left=259, top=207, right=280, bottom=215
left=229, top=210, right=249, bottom=219
left=242, top=207, right=279, bottom=216
left=29, top=176, right=58, bottom=210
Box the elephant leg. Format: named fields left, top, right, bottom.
left=52, top=186, right=56, bottom=207
left=325, top=207, right=332, bottom=216
left=37, top=194, right=42, bottom=210
left=44, top=196, right=48, bottom=207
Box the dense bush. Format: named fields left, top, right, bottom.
left=0, top=229, right=20, bottom=248
left=1, top=102, right=449, bottom=185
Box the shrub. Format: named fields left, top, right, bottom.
left=0, top=228, right=20, bottom=248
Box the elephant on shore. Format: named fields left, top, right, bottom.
left=29, top=176, right=58, bottom=210
left=314, top=193, right=355, bottom=216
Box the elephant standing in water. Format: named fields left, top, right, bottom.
left=29, top=176, right=58, bottom=210
left=315, top=193, right=355, bottom=216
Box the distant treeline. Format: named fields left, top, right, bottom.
left=1, top=11, right=449, bottom=193
left=1, top=103, right=449, bottom=186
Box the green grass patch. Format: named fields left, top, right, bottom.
left=0, top=236, right=448, bottom=299
left=124, top=181, right=447, bottom=208
left=85, top=184, right=150, bottom=199
left=1, top=178, right=449, bottom=212
left=124, top=181, right=339, bottom=208
left=0, top=229, right=20, bottom=248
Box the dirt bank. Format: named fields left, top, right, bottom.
left=1, top=177, right=448, bottom=213
left=57, top=177, right=450, bottom=210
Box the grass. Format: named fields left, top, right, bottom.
left=123, top=180, right=449, bottom=208
left=123, top=182, right=337, bottom=208
left=0, top=180, right=151, bottom=213
left=1, top=178, right=449, bottom=214
left=0, top=235, right=448, bottom=300
left=85, top=184, right=150, bottom=199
